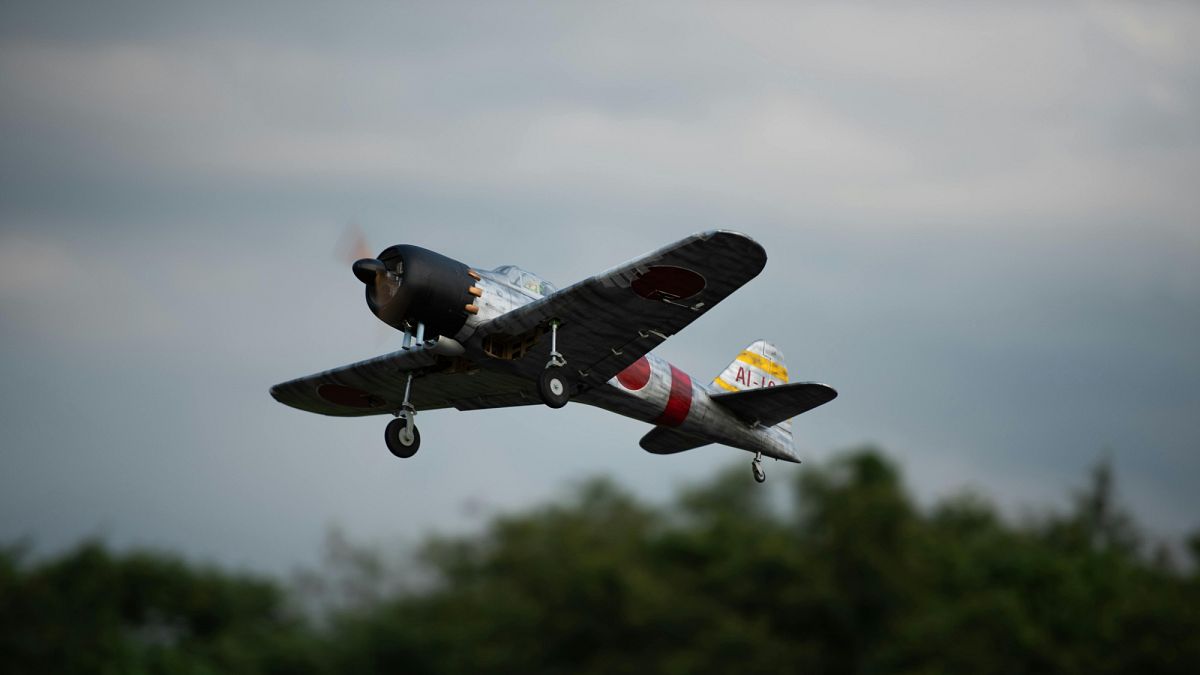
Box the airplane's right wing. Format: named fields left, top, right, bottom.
left=476, top=230, right=767, bottom=389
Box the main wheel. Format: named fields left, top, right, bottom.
left=538, top=367, right=571, bottom=409
left=385, top=417, right=421, bottom=458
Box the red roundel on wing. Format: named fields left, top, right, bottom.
left=318, top=384, right=384, bottom=408
left=631, top=266, right=706, bottom=300
left=616, top=356, right=651, bottom=391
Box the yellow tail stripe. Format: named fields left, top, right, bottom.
left=736, top=351, right=788, bottom=381
left=711, top=376, right=739, bottom=392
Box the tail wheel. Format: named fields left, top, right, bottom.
left=752, top=457, right=766, bottom=483
left=385, top=417, right=420, bottom=458
left=538, top=366, right=571, bottom=408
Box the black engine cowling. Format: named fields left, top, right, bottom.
left=355, top=244, right=478, bottom=338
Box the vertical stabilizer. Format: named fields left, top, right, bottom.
left=711, top=340, right=792, bottom=432
left=712, top=340, right=788, bottom=391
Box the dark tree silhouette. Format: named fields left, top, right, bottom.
left=2, top=448, right=1197, bottom=674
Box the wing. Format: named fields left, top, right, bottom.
left=709, top=382, right=838, bottom=428
left=477, top=230, right=766, bottom=388
left=270, top=341, right=538, bottom=417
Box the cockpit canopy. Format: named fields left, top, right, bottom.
left=491, top=265, right=558, bottom=297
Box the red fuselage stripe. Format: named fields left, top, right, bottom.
left=654, top=364, right=693, bottom=427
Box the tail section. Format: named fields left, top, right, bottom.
left=710, top=341, right=836, bottom=436
left=637, top=340, right=836, bottom=464
left=712, top=340, right=792, bottom=441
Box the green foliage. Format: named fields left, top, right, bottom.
left=2, top=448, right=1198, bottom=674
left=0, top=540, right=324, bottom=674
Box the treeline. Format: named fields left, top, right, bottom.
left=2, top=448, right=1198, bottom=674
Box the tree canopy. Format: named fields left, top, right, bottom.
left=2, top=447, right=1197, bottom=674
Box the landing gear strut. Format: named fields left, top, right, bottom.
left=538, top=319, right=570, bottom=409
left=385, top=372, right=421, bottom=458
left=401, top=321, right=428, bottom=350
left=751, top=452, right=766, bottom=483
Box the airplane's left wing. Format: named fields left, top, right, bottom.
left=476, top=230, right=767, bottom=388
left=270, top=342, right=538, bottom=417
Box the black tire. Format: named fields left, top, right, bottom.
left=538, top=367, right=571, bottom=409
left=752, top=461, right=766, bottom=483
left=385, top=417, right=421, bottom=458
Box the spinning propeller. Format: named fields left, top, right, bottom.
left=339, top=223, right=483, bottom=337
left=341, top=224, right=403, bottom=327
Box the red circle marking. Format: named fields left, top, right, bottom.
left=318, top=384, right=384, bottom=408
left=630, top=266, right=706, bottom=300
left=616, top=356, right=651, bottom=391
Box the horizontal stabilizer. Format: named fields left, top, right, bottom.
left=640, top=426, right=711, bottom=455
left=710, top=381, right=837, bottom=428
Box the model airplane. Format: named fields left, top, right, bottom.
left=270, top=230, right=836, bottom=482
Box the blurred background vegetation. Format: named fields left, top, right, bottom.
left=3, top=447, right=1198, bottom=674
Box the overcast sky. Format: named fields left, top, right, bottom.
left=2, top=1, right=1197, bottom=573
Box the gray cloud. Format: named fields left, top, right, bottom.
left=1, top=1, right=1197, bottom=571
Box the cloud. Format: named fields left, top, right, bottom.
left=0, top=231, right=182, bottom=346
left=1085, top=2, right=1200, bottom=66
left=3, top=3, right=1198, bottom=233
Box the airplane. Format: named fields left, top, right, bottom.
left=270, top=230, right=837, bottom=482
